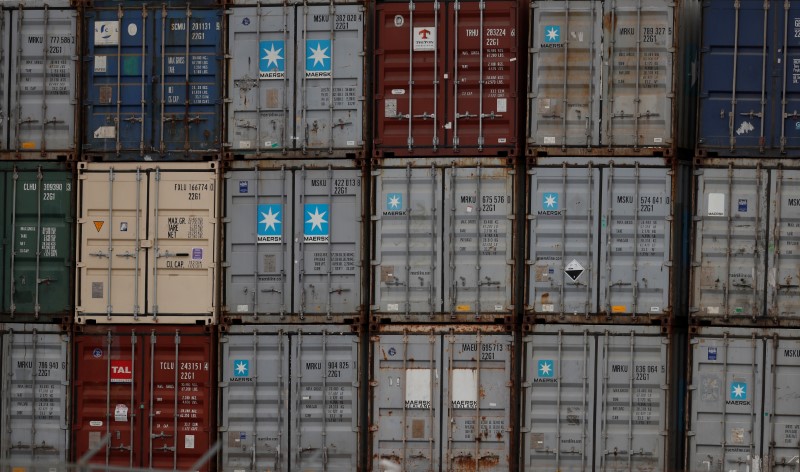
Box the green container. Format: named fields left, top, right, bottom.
left=0, top=162, right=74, bottom=321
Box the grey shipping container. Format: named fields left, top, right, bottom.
left=370, top=325, right=513, bottom=472
left=0, top=7, right=79, bottom=159
left=371, top=158, right=515, bottom=323
left=527, top=163, right=673, bottom=322
left=0, top=324, right=70, bottom=470
left=219, top=325, right=359, bottom=472
left=224, top=161, right=363, bottom=322
left=691, top=166, right=800, bottom=324
left=528, top=0, right=676, bottom=154
left=75, top=162, right=219, bottom=324
left=226, top=5, right=365, bottom=158
left=521, top=325, right=669, bottom=471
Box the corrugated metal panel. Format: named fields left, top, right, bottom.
left=371, top=160, right=514, bottom=322
left=0, top=324, right=70, bottom=469
left=370, top=328, right=512, bottom=472
left=522, top=325, right=668, bottom=472
left=224, top=164, right=362, bottom=321
left=72, top=326, right=215, bottom=471
left=692, top=167, right=768, bottom=321
left=763, top=330, right=800, bottom=470
left=83, top=7, right=223, bottom=160
left=8, top=8, right=78, bottom=157
left=1, top=163, right=74, bottom=322
left=767, top=169, right=800, bottom=321
left=374, top=1, right=519, bottom=157
left=76, top=162, right=218, bottom=324
left=226, top=5, right=365, bottom=158
left=219, top=325, right=359, bottom=471
left=688, top=327, right=764, bottom=472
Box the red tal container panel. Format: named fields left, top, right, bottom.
left=374, top=1, right=519, bottom=157
left=72, top=326, right=215, bottom=470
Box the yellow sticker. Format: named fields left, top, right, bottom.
left=456, top=305, right=471, bottom=312
left=13, top=467, right=27, bottom=472
left=21, top=142, right=35, bottom=149
left=611, top=305, right=627, bottom=313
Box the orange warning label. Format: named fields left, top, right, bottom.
left=93, top=221, right=104, bottom=232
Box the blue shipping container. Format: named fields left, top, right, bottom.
left=698, top=0, right=800, bottom=157
left=83, top=7, right=223, bottom=160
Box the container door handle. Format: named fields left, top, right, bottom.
left=89, top=250, right=110, bottom=258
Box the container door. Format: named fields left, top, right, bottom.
left=292, top=330, right=359, bottom=470
left=692, top=167, right=768, bottom=319
left=294, top=168, right=362, bottom=316
left=600, top=166, right=672, bottom=316
left=228, top=7, right=293, bottom=154
left=0, top=12, right=9, bottom=151
left=372, top=166, right=442, bottom=316
left=0, top=326, right=70, bottom=467
left=528, top=166, right=600, bottom=315
left=447, top=1, right=517, bottom=153
left=9, top=8, right=77, bottom=153
left=225, top=169, right=292, bottom=318
left=296, top=4, right=364, bottom=153
left=73, top=331, right=142, bottom=469
left=528, top=1, right=602, bottom=148
left=148, top=168, right=216, bottom=317
left=601, top=0, right=673, bottom=148
left=767, top=169, right=800, bottom=320
left=5, top=167, right=73, bottom=317
left=84, top=8, right=152, bottom=155
left=689, top=332, right=764, bottom=472
left=443, top=333, right=511, bottom=472
left=145, top=331, right=214, bottom=471
left=763, top=332, right=800, bottom=469
left=596, top=329, right=667, bottom=472
left=778, top=4, right=800, bottom=151
left=698, top=0, right=769, bottom=150
left=78, top=168, right=147, bottom=317
left=374, top=3, right=445, bottom=152
left=444, top=165, right=513, bottom=316
left=371, top=333, right=441, bottom=471
left=220, top=329, right=288, bottom=472
left=156, top=8, right=222, bottom=155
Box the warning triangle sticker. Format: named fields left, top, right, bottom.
left=564, top=259, right=584, bottom=282
left=93, top=221, right=104, bottom=232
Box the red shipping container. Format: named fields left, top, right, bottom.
left=374, top=1, right=520, bottom=157
left=72, top=326, right=216, bottom=470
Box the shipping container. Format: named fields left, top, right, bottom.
left=0, top=162, right=74, bottom=323
left=527, top=162, right=673, bottom=323
left=369, top=325, right=513, bottom=472
left=72, top=325, right=215, bottom=470
left=226, top=5, right=365, bottom=159
left=373, top=1, right=519, bottom=158
left=75, top=162, right=219, bottom=324
left=219, top=325, right=359, bottom=471
left=521, top=325, right=669, bottom=471
left=0, top=7, right=79, bottom=159
left=224, top=160, right=363, bottom=323
left=691, top=165, right=800, bottom=325
left=370, top=158, right=514, bottom=323
left=527, top=0, right=677, bottom=155
left=0, top=324, right=70, bottom=470
left=697, top=0, right=800, bottom=157
left=82, top=6, right=223, bottom=160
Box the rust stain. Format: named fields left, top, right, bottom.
left=540, top=293, right=551, bottom=305
left=452, top=454, right=501, bottom=472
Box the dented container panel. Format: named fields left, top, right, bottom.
left=9, top=8, right=79, bottom=156
left=76, top=162, right=218, bottom=323
left=72, top=326, right=215, bottom=471
left=522, top=325, right=668, bottom=472
left=688, top=328, right=764, bottom=472
left=219, top=326, right=359, bottom=472
left=374, top=2, right=519, bottom=157
left=0, top=324, right=70, bottom=469
left=83, top=7, right=223, bottom=160
left=692, top=167, right=768, bottom=320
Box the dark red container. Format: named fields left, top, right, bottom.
left=72, top=326, right=215, bottom=470
left=374, top=1, right=520, bottom=158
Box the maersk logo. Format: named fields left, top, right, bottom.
left=304, top=204, right=330, bottom=243
left=726, top=382, right=749, bottom=405
left=542, top=25, right=564, bottom=48
left=231, top=360, right=253, bottom=382
left=383, top=193, right=406, bottom=215
left=259, top=40, right=285, bottom=79
left=257, top=204, right=282, bottom=244
left=538, top=192, right=561, bottom=215
left=306, top=39, right=331, bottom=78
left=534, top=359, right=557, bottom=383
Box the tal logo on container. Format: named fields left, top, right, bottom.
left=257, top=204, right=282, bottom=244
left=259, top=40, right=285, bottom=79
left=110, top=360, right=133, bottom=383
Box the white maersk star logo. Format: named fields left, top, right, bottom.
left=232, top=360, right=250, bottom=378
left=260, top=207, right=280, bottom=232
left=306, top=207, right=327, bottom=232
left=537, top=359, right=555, bottom=378
left=544, top=25, right=561, bottom=43
left=263, top=44, right=283, bottom=68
